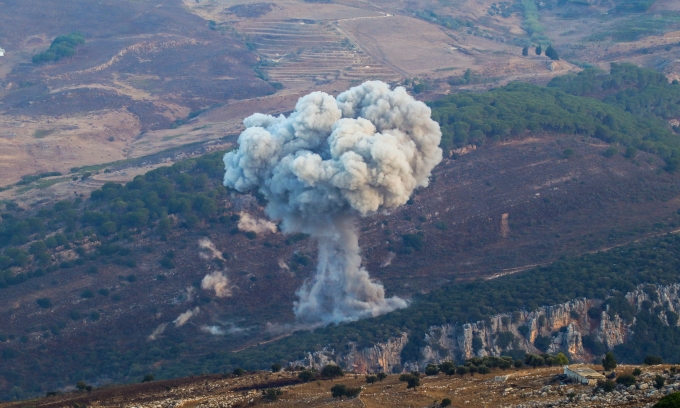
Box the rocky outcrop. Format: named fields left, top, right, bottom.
left=289, top=284, right=680, bottom=373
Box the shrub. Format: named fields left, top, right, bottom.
left=655, top=375, right=666, bottom=390
left=616, top=373, right=636, bottom=386
left=330, top=384, right=347, bottom=398
left=377, top=372, right=387, bottom=381
left=298, top=370, right=314, bottom=382
left=80, top=290, right=94, bottom=299
left=633, top=368, right=642, bottom=376
left=645, top=355, right=663, bottom=365
left=36, top=298, right=52, bottom=308
left=321, top=364, right=344, bottom=379
left=232, top=368, right=245, bottom=376
left=654, top=392, right=680, bottom=407
left=271, top=363, right=282, bottom=372
left=366, top=375, right=377, bottom=384
left=441, top=398, right=452, bottom=407
left=407, top=376, right=420, bottom=389
left=425, top=364, right=440, bottom=376
left=262, top=388, right=282, bottom=401
left=141, top=374, right=154, bottom=383
left=603, top=147, right=618, bottom=158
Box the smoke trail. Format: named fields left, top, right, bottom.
left=223, top=81, right=442, bottom=325
left=237, top=212, right=277, bottom=235
left=148, top=323, right=168, bottom=341
left=201, top=271, right=232, bottom=298
left=174, top=307, right=200, bottom=327
left=198, top=238, right=225, bottom=261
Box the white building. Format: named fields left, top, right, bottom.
left=0, top=48, right=4, bottom=57
left=564, top=365, right=606, bottom=385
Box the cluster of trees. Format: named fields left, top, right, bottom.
left=425, top=353, right=568, bottom=378
left=0, top=152, right=232, bottom=289
left=521, top=45, right=559, bottom=60
left=611, top=0, right=657, bottom=13
left=432, top=63, right=680, bottom=171
left=32, top=33, right=85, bottom=64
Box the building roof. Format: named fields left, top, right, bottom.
left=565, top=365, right=606, bottom=379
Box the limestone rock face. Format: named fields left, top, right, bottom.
left=288, top=284, right=680, bottom=373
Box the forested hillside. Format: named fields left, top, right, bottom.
left=2, top=65, right=680, bottom=400
left=432, top=64, right=680, bottom=170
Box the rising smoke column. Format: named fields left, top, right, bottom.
left=223, top=81, right=442, bottom=325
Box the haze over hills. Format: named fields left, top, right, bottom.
left=1, top=0, right=680, bottom=403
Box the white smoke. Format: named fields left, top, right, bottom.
left=278, top=259, right=291, bottom=271
left=237, top=212, right=277, bottom=235
left=198, top=238, right=225, bottom=261
left=201, top=325, right=226, bottom=335
left=201, top=271, right=232, bottom=298
left=223, top=81, right=442, bottom=325
left=174, top=307, right=200, bottom=327
left=381, top=252, right=396, bottom=268
left=148, top=322, right=168, bottom=341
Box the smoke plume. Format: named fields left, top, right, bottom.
left=237, top=212, right=277, bottom=235
left=201, top=271, right=232, bottom=298
left=174, top=307, right=200, bottom=327
left=148, top=323, right=168, bottom=341
left=198, top=238, right=225, bottom=262
left=223, top=81, right=442, bottom=325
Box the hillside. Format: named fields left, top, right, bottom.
left=0, top=364, right=678, bottom=408
left=2, top=64, right=680, bottom=399
left=2, top=0, right=680, bottom=190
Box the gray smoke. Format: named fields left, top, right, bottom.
left=237, top=212, right=277, bottom=235
left=201, top=271, right=232, bottom=298
left=223, top=81, right=442, bottom=325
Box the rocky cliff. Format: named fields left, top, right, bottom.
left=289, top=284, right=680, bottom=373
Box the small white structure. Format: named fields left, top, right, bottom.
left=564, top=365, right=606, bottom=385
left=0, top=48, right=4, bottom=57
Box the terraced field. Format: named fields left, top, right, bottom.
left=235, top=20, right=399, bottom=87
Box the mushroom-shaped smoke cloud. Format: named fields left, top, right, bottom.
left=223, top=81, right=442, bottom=325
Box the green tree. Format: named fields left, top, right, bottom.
left=456, top=366, right=469, bottom=376
left=407, top=376, right=420, bottom=389
left=655, top=375, right=666, bottom=390
left=645, top=355, right=663, bottom=365
left=617, top=374, right=636, bottom=386
left=653, top=392, right=680, bottom=407
left=141, top=374, right=154, bottom=383
left=441, top=398, right=452, bottom=407
left=425, top=364, right=440, bottom=376
left=602, top=352, right=617, bottom=371
left=377, top=372, right=387, bottom=381
left=321, top=364, right=344, bottom=379
left=522, top=46, right=529, bottom=56
left=535, top=45, right=542, bottom=55
left=330, top=384, right=347, bottom=398
left=545, top=46, right=559, bottom=61
left=366, top=375, right=377, bottom=384
left=271, top=363, right=282, bottom=372
left=298, top=370, right=314, bottom=382
left=555, top=352, right=569, bottom=365
left=232, top=368, right=245, bottom=376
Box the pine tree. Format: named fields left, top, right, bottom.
left=545, top=46, right=559, bottom=61
left=535, top=45, right=542, bottom=56
left=602, top=352, right=617, bottom=371
left=522, top=46, right=529, bottom=56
